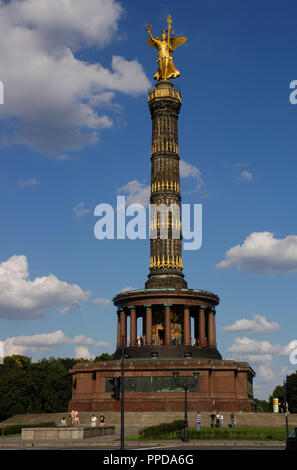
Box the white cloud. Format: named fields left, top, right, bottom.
left=217, top=232, right=297, bottom=275
left=223, top=314, right=280, bottom=334
left=228, top=337, right=291, bottom=356
left=243, top=354, right=273, bottom=364
left=0, top=0, right=150, bottom=155
left=257, top=364, right=278, bottom=382
left=18, top=177, right=39, bottom=187
left=74, top=346, right=93, bottom=360
left=237, top=170, right=253, bottom=182
left=0, top=254, right=90, bottom=320
left=180, top=160, right=204, bottom=191
left=92, top=297, right=111, bottom=309
left=73, top=202, right=91, bottom=218
left=118, top=180, right=150, bottom=207
left=2, top=329, right=110, bottom=357
left=121, top=286, right=136, bottom=292
left=60, top=301, right=82, bottom=315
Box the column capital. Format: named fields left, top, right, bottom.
left=144, top=304, right=152, bottom=308
left=128, top=305, right=136, bottom=310
left=164, top=304, right=172, bottom=307
left=210, top=307, right=216, bottom=313
left=199, top=305, right=207, bottom=310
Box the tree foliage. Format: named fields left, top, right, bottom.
left=269, top=371, right=297, bottom=413
left=0, top=355, right=88, bottom=421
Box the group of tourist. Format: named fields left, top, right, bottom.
left=60, top=411, right=106, bottom=427
left=195, top=411, right=237, bottom=431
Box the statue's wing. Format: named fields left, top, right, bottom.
left=146, top=39, right=158, bottom=49
left=169, top=36, right=187, bottom=51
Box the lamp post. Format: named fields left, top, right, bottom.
left=283, top=375, right=289, bottom=440
left=120, top=336, right=125, bottom=450
left=173, top=370, right=199, bottom=442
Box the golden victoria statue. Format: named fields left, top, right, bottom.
left=146, top=14, right=187, bottom=81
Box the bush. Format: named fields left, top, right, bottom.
left=0, top=422, right=56, bottom=436
left=138, top=423, right=289, bottom=441
left=139, top=420, right=184, bottom=439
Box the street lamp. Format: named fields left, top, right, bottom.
left=283, top=375, right=289, bottom=440
left=173, top=370, right=199, bottom=442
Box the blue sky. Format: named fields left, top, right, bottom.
left=1, top=0, right=297, bottom=400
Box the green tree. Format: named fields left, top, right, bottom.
left=286, top=371, right=297, bottom=413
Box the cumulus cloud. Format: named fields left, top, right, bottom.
left=217, top=232, right=297, bottom=275
left=60, top=301, right=82, bottom=315
left=2, top=329, right=110, bottom=357
left=0, top=0, right=150, bottom=155
left=92, top=297, right=111, bottom=309
left=118, top=180, right=150, bottom=208
left=0, top=254, right=90, bottom=320
left=74, top=346, right=93, bottom=360
left=228, top=337, right=291, bottom=356
left=180, top=160, right=204, bottom=191
left=223, top=315, right=280, bottom=334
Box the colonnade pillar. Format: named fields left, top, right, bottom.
left=183, top=306, right=191, bottom=346
left=164, top=304, right=172, bottom=346
left=129, top=306, right=137, bottom=347
left=198, top=306, right=206, bottom=347
left=145, top=305, right=152, bottom=346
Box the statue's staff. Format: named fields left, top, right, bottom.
left=164, top=14, right=173, bottom=80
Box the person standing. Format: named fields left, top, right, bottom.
left=220, top=413, right=224, bottom=427
left=215, top=412, right=221, bottom=428
left=99, top=414, right=105, bottom=427
left=91, top=414, right=97, bottom=427
left=230, top=412, right=235, bottom=428
left=75, top=410, right=80, bottom=424
left=210, top=412, right=216, bottom=427
left=196, top=411, right=201, bottom=432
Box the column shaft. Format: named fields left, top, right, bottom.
left=199, top=307, right=206, bottom=347
left=183, top=306, right=191, bottom=346
left=120, top=310, right=127, bottom=347
left=130, top=308, right=137, bottom=347
left=164, top=305, right=171, bottom=345
left=117, top=313, right=121, bottom=349
left=208, top=310, right=215, bottom=348
left=145, top=306, right=153, bottom=346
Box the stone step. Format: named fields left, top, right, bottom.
left=2, top=411, right=297, bottom=429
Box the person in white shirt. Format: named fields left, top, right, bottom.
left=91, top=414, right=97, bottom=427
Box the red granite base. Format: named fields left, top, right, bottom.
left=69, top=358, right=255, bottom=413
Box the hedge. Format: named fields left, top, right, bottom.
left=139, top=420, right=184, bottom=439
left=0, top=422, right=57, bottom=436
left=138, top=421, right=289, bottom=441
